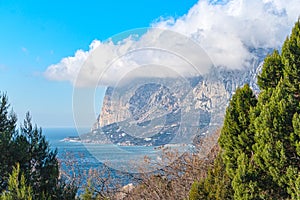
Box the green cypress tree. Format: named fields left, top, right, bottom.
left=231, top=151, right=278, bottom=199
left=284, top=112, right=300, bottom=199
left=190, top=19, right=300, bottom=200
left=253, top=82, right=292, bottom=198
left=228, top=20, right=300, bottom=199
left=257, top=50, right=284, bottom=90
left=282, top=19, right=300, bottom=100
left=189, top=153, right=233, bottom=200
left=219, top=84, right=257, bottom=178
left=252, top=20, right=300, bottom=199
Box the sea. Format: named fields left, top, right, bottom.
left=43, top=127, right=101, bottom=169
left=43, top=128, right=182, bottom=186
left=43, top=127, right=194, bottom=193
left=43, top=127, right=168, bottom=171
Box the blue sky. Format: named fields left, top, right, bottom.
left=0, top=0, right=198, bottom=127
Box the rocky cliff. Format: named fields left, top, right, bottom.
left=85, top=49, right=268, bottom=146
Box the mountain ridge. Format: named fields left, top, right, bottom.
left=82, top=49, right=269, bottom=146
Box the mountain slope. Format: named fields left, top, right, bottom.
left=85, top=49, right=268, bottom=146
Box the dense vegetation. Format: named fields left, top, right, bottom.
left=189, top=19, right=300, bottom=199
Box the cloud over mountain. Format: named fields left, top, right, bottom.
left=44, top=0, right=299, bottom=87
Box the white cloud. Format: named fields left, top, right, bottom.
left=46, top=30, right=211, bottom=87
left=44, top=0, right=300, bottom=87
left=154, top=0, right=299, bottom=67
left=45, top=40, right=100, bottom=82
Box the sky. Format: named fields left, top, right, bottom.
left=0, top=0, right=299, bottom=128
left=0, top=0, right=198, bottom=127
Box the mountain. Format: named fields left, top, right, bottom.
left=82, top=49, right=269, bottom=146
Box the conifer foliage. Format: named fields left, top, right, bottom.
left=0, top=93, right=77, bottom=199
left=189, top=153, right=233, bottom=200
left=0, top=163, right=33, bottom=200
left=219, top=84, right=257, bottom=178
left=190, top=19, right=300, bottom=199
left=257, top=50, right=284, bottom=90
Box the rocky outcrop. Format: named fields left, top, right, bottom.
left=85, top=49, right=268, bottom=146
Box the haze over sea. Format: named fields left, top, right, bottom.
left=43, top=127, right=169, bottom=173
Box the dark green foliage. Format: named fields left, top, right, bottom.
left=251, top=21, right=300, bottom=198
left=189, top=153, right=233, bottom=200
left=0, top=94, right=17, bottom=190
left=253, top=83, right=295, bottom=189
left=218, top=84, right=259, bottom=199
left=231, top=152, right=279, bottom=199
left=0, top=93, right=77, bottom=199
left=257, top=50, right=284, bottom=90
left=282, top=19, right=300, bottom=99
left=16, top=113, right=60, bottom=199
left=219, top=84, right=257, bottom=178
left=189, top=20, right=300, bottom=199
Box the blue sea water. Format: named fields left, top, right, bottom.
left=43, top=128, right=134, bottom=192
left=43, top=128, right=100, bottom=169
left=43, top=127, right=193, bottom=193
left=43, top=128, right=165, bottom=173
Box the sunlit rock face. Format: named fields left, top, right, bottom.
left=87, top=49, right=267, bottom=146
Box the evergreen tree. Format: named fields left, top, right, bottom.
left=0, top=94, right=17, bottom=191
left=257, top=50, right=284, bottom=90
left=219, top=84, right=257, bottom=178
left=252, top=82, right=300, bottom=199
left=286, top=112, right=300, bottom=200
left=189, top=19, right=300, bottom=199
left=0, top=163, right=33, bottom=200
left=0, top=93, right=77, bottom=199
left=282, top=19, right=300, bottom=100
left=252, top=20, right=300, bottom=198
left=189, top=153, right=233, bottom=200
left=231, top=152, right=278, bottom=199
left=17, top=113, right=60, bottom=199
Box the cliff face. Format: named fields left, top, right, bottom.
left=89, top=50, right=266, bottom=146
